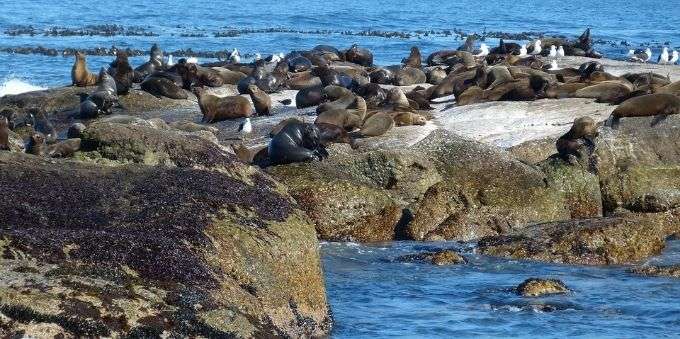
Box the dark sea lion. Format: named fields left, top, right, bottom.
left=67, top=123, right=87, bottom=139
left=33, top=110, right=57, bottom=143
left=247, top=84, right=272, bottom=116
left=0, top=116, right=9, bottom=151
left=405, top=90, right=432, bottom=110
left=185, top=63, right=225, bottom=88
left=369, top=67, right=394, bottom=85
left=489, top=39, right=522, bottom=55
left=80, top=68, right=119, bottom=119
left=47, top=138, right=81, bottom=158
left=607, top=93, right=680, bottom=128
left=584, top=71, right=620, bottom=83
left=485, top=66, right=516, bottom=89
left=345, top=44, right=373, bottom=67
left=296, top=85, right=325, bottom=108
left=287, top=71, right=322, bottom=90
left=193, top=87, right=253, bottom=123
left=268, top=122, right=327, bottom=165
left=212, top=67, right=247, bottom=85
left=425, top=67, right=447, bottom=85
left=316, top=122, right=357, bottom=148
left=315, top=109, right=363, bottom=131
left=322, top=85, right=353, bottom=101
left=356, top=112, right=394, bottom=137
left=578, top=61, right=604, bottom=81
left=270, top=117, right=304, bottom=137
left=394, top=67, right=427, bottom=86
left=140, top=75, right=188, bottom=99
left=556, top=117, right=598, bottom=162
left=313, top=45, right=342, bottom=55
left=487, top=80, right=536, bottom=102
left=109, top=51, right=134, bottom=95
left=393, top=112, right=427, bottom=126
left=574, top=82, right=631, bottom=103
left=26, top=132, right=46, bottom=156
left=426, top=50, right=458, bottom=66
left=288, top=55, right=313, bottom=72
left=312, top=66, right=355, bottom=89
left=402, top=46, right=422, bottom=68
left=457, top=36, right=476, bottom=52
left=427, top=68, right=477, bottom=99
left=356, top=83, right=387, bottom=108
left=332, top=66, right=370, bottom=86
left=71, top=51, right=98, bottom=87
left=316, top=94, right=356, bottom=114
left=134, top=43, right=164, bottom=82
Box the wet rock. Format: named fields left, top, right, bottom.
left=516, top=278, right=569, bottom=297
left=396, top=250, right=467, bottom=266
left=628, top=189, right=680, bottom=213
left=539, top=158, right=603, bottom=219
left=0, top=152, right=331, bottom=338
left=628, top=265, right=680, bottom=278
left=478, top=212, right=680, bottom=265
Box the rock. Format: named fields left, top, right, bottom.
left=79, top=122, right=233, bottom=167
left=478, top=212, right=680, bottom=265
left=507, top=137, right=556, bottom=165
left=628, top=189, right=680, bottom=213
left=396, top=250, right=467, bottom=266
left=539, top=157, right=603, bottom=218
left=0, top=152, right=330, bottom=338
left=267, top=145, right=440, bottom=242
left=516, top=278, right=569, bottom=297
left=628, top=265, right=680, bottom=278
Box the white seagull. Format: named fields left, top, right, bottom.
left=229, top=48, right=241, bottom=63
left=530, top=40, right=542, bottom=55
left=519, top=44, right=528, bottom=57
left=167, top=54, right=175, bottom=66
left=548, top=60, right=560, bottom=70
left=557, top=46, right=565, bottom=57
left=238, top=117, right=252, bottom=139
left=186, top=56, right=199, bottom=64
left=670, top=50, right=679, bottom=64
left=628, top=48, right=652, bottom=63
left=475, top=43, right=490, bottom=57
left=658, top=47, right=670, bottom=64
left=549, top=45, right=557, bottom=58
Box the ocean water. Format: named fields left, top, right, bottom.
left=1, top=0, right=680, bottom=91
left=322, top=240, right=680, bottom=338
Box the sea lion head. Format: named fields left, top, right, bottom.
left=75, top=51, right=86, bottom=61
left=301, top=123, right=321, bottom=150
left=247, top=84, right=260, bottom=95
left=79, top=99, right=100, bottom=119
left=570, top=116, right=598, bottom=139
left=27, top=132, right=46, bottom=155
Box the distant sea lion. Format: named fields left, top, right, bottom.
left=345, top=44, right=373, bottom=67
left=556, top=117, right=598, bottom=162
left=573, top=82, right=631, bottom=104
left=134, top=43, right=165, bottom=82
left=296, top=85, right=325, bottom=108
left=26, top=132, right=46, bottom=156
left=425, top=67, right=447, bottom=85
left=402, top=46, right=422, bottom=68
left=247, top=84, right=272, bottom=116
left=80, top=68, right=118, bottom=119
left=268, top=122, right=327, bottom=165
left=0, top=116, right=9, bottom=151
left=393, top=112, right=427, bottom=126
left=315, top=109, right=363, bottom=131
left=67, top=123, right=87, bottom=139
left=193, top=87, right=253, bottom=123
left=110, top=51, right=134, bottom=95
left=140, top=75, right=188, bottom=99
left=356, top=112, right=394, bottom=137
left=316, top=122, right=357, bottom=148
left=607, top=93, right=680, bottom=129
left=71, top=51, right=98, bottom=87
left=47, top=138, right=81, bottom=158
left=394, top=67, right=427, bottom=86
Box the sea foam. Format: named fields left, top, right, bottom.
left=0, top=77, right=46, bottom=97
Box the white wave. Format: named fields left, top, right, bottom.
left=0, top=78, right=46, bottom=97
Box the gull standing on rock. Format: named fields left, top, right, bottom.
left=658, top=47, right=670, bottom=64
left=628, top=48, right=652, bottom=63
left=557, top=46, right=565, bottom=58
left=229, top=48, right=241, bottom=63
left=475, top=43, right=489, bottom=57
left=519, top=44, right=528, bottom=57
left=548, top=60, right=560, bottom=70
left=549, top=45, right=557, bottom=58
left=670, top=50, right=679, bottom=64
left=238, top=117, right=252, bottom=140
left=530, top=40, right=542, bottom=55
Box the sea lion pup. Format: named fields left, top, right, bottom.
left=71, top=51, right=98, bottom=87
left=573, top=81, right=632, bottom=104
left=80, top=68, right=119, bottom=119
left=402, top=46, right=422, bottom=68
left=354, top=112, right=394, bottom=137
left=345, top=44, right=373, bottom=67
left=606, top=93, right=680, bottom=129
left=140, top=74, right=188, bottom=99
left=26, top=132, right=46, bottom=156
left=134, top=43, right=165, bottom=82
left=316, top=122, right=357, bottom=148
left=246, top=84, right=272, bottom=116
left=0, top=116, right=9, bottom=151
left=109, top=51, right=134, bottom=95
left=394, top=67, right=427, bottom=86
left=47, top=138, right=81, bottom=158
left=556, top=117, right=598, bottom=163
left=268, top=122, right=327, bottom=165
left=392, top=112, right=427, bottom=126
left=316, top=93, right=356, bottom=114
left=193, top=87, right=253, bottom=123
left=315, top=109, right=363, bottom=131
left=296, top=85, right=325, bottom=108
left=211, top=67, right=247, bottom=85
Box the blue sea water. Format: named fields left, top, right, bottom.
left=1, top=1, right=680, bottom=337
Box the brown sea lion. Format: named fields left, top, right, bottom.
left=247, top=84, right=272, bottom=116
left=484, top=66, right=517, bottom=89
left=212, top=67, right=247, bottom=85
left=386, top=88, right=411, bottom=109
left=184, top=63, right=225, bottom=87
left=574, top=82, right=632, bottom=104
left=392, top=112, right=427, bottom=126
left=345, top=44, right=373, bottom=67
left=402, top=46, right=422, bottom=68
left=556, top=117, right=598, bottom=162
left=394, top=67, right=427, bottom=86
left=26, top=132, right=46, bottom=156
left=356, top=112, right=394, bottom=137
left=140, top=75, right=188, bottom=99
left=47, top=138, right=81, bottom=158
left=607, top=93, right=680, bottom=129
left=316, top=122, right=357, bottom=148
left=287, top=71, right=322, bottom=90
left=545, top=82, right=590, bottom=99
left=71, top=51, right=98, bottom=87
left=405, top=90, right=433, bottom=110
left=322, top=85, right=353, bottom=101
left=110, top=51, right=134, bottom=95
left=296, top=85, right=325, bottom=108
left=658, top=80, right=680, bottom=96
left=316, top=93, right=356, bottom=114
left=314, top=109, right=363, bottom=131
left=425, top=66, right=447, bottom=85
left=193, top=87, right=253, bottom=123
left=0, top=116, right=9, bottom=151
left=427, top=68, right=478, bottom=99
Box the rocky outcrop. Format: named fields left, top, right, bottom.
left=515, top=278, right=569, bottom=297
left=396, top=250, right=467, bottom=266
left=478, top=211, right=680, bottom=265
left=0, top=151, right=330, bottom=338
left=628, top=265, right=680, bottom=278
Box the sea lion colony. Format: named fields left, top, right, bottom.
left=3, top=29, right=680, bottom=166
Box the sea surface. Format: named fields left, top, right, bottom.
left=1, top=0, right=680, bottom=93
left=2, top=1, right=680, bottom=337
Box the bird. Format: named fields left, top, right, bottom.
left=167, top=54, right=175, bottom=66
left=670, top=50, right=679, bottom=64
left=628, top=48, right=651, bottom=63
left=229, top=48, right=241, bottom=63
left=238, top=117, right=252, bottom=139
left=658, top=47, right=670, bottom=64
left=549, top=45, right=557, bottom=58
left=186, top=56, right=199, bottom=64
left=557, top=46, right=565, bottom=58
left=530, top=40, right=542, bottom=55
left=548, top=60, right=560, bottom=70
left=475, top=43, right=489, bottom=57
left=519, top=44, right=528, bottom=57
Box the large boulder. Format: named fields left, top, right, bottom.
left=0, top=152, right=330, bottom=338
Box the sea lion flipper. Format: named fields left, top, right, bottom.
left=650, top=114, right=668, bottom=127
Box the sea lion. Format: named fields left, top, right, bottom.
left=212, top=67, right=247, bottom=85
left=47, top=138, right=81, bottom=158
left=80, top=68, right=119, bottom=119
left=356, top=83, right=387, bottom=108
left=71, top=51, right=98, bottom=87
left=193, top=87, right=253, bottom=123
left=484, top=66, right=516, bottom=89
left=573, top=82, right=632, bottom=103
left=286, top=71, right=322, bottom=90
left=405, top=90, right=432, bottom=110
left=315, top=109, right=363, bottom=131
left=556, top=117, right=598, bottom=162
left=109, top=51, right=134, bottom=95
left=316, top=122, right=357, bottom=148
left=578, top=61, right=604, bottom=81
left=270, top=117, right=304, bottom=137
left=134, top=43, right=164, bottom=82
left=0, top=116, right=9, bottom=151
left=369, top=67, right=394, bottom=85
left=288, top=56, right=313, bottom=72
left=427, top=68, right=477, bottom=99
left=345, top=44, right=373, bottom=67
left=26, top=132, right=46, bottom=156
left=322, top=85, right=353, bottom=101
left=32, top=110, right=57, bottom=143
left=386, top=88, right=411, bottom=109
left=312, top=66, right=355, bottom=89
left=67, top=123, right=87, bottom=139
left=544, top=82, right=590, bottom=99
left=140, top=75, right=188, bottom=99
left=658, top=80, right=680, bottom=96
left=393, top=112, right=427, bottom=126
left=457, top=36, right=476, bottom=52
left=185, top=63, right=225, bottom=88
left=317, top=93, right=356, bottom=113
left=394, top=67, right=427, bottom=86
left=607, top=93, right=680, bottom=129
left=247, top=84, right=272, bottom=116
left=425, top=67, right=447, bottom=85
left=402, top=46, right=422, bottom=68
left=268, top=122, right=327, bottom=165
left=356, top=112, right=394, bottom=137
left=296, top=85, right=325, bottom=108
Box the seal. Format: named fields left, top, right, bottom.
left=193, top=87, right=253, bottom=123
left=386, top=88, right=411, bottom=109
left=286, top=71, right=322, bottom=90
left=556, top=117, right=598, bottom=163
left=247, top=84, right=272, bottom=116
left=484, top=66, right=517, bottom=89
left=316, top=122, right=357, bottom=148
left=573, top=81, right=632, bottom=104
left=402, top=46, right=422, bottom=68
left=67, top=123, right=87, bottom=139
left=141, top=75, right=188, bottom=99
left=607, top=93, right=680, bottom=129
left=427, top=67, right=478, bottom=99
left=323, top=85, right=353, bottom=101
left=405, top=89, right=433, bottom=110
left=80, top=67, right=119, bottom=119
left=315, top=109, right=363, bottom=131
left=425, top=66, right=447, bottom=85
left=134, top=43, right=165, bottom=82
left=270, top=117, right=304, bottom=137
left=393, top=112, right=427, bottom=126
left=47, top=138, right=81, bottom=158
left=296, top=85, right=325, bottom=108
left=71, top=51, right=99, bottom=87
left=356, top=112, right=394, bottom=137
left=109, top=51, right=134, bottom=95
left=316, top=94, right=356, bottom=114
left=356, top=83, right=387, bottom=108
left=345, top=44, right=373, bottom=67
left=0, top=116, right=9, bottom=151
left=212, top=67, right=247, bottom=85
left=288, top=55, right=313, bottom=73
left=268, top=121, right=327, bottom=165
left=578, top=61, right=604, bottom=81
left=26, top=132, right=46, bottom=156
left=369, top=67, right=394, bottom=85
left=184, top=63, right=225, bottom=88
left=394, top=67, right=427, bottom=86
left=312, top=66, right=355, bottom=89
